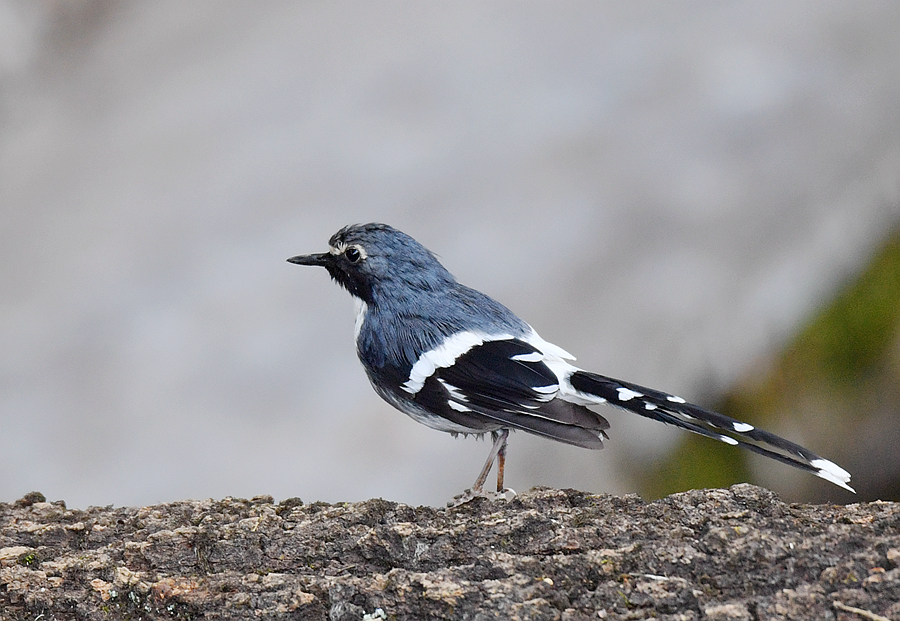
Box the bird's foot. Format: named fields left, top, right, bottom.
left=496, top=487, right=516, bottom=501
left=447, top=487, right=516, bottom=507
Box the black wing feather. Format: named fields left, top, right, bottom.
left=414, top=338, right=609, bottom=448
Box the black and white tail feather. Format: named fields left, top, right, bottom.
left=566, top=370, right=853, bottom=492
left=288, top=223, right=854, bottom=499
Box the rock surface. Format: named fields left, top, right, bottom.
left=1, top=485, right=898, bottom=620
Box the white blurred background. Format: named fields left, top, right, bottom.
left=1, top=2, right=898, bottom=509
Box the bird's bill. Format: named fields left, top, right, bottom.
left=287, top=252, right=331, bottom=266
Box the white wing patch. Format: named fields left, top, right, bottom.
left=438, top=378, right=470, bottom=402
left=521, top=329, right=576, bottom=362
left=402, top=331, right=513, bottom=395
left=520, top=328, right=608, bottom=407
left=532, top=384, right=559, bottom=400
left=447, top=400, right=473, bottom=413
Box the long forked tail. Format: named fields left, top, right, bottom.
left=568, top=370, right=854, bottom=493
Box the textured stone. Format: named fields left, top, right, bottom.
left=1, top=485, right=898, bottom=620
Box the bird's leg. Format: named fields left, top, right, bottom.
left=495, top=429, right=508, bottom=492
left=471, top=430, right=505, bottom=492
left=493, top=429, right=515, bottom=499
left=449, top=429, right=514, bottom=506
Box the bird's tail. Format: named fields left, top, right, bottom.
left=568, top=370, right=854, bottom=493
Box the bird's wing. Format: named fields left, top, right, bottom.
left=408, top=335, right=609, bottom=448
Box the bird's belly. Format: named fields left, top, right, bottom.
left=372, top=381, right=499, bottom=435
left=402, top=404, right=490, bottom=434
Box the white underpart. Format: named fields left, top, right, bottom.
left=402, top=331, right=513, bottom=395
left=732, top=422, right=755, bottom=433
left=616, top=387, right=644, bottom=402
left=810, top=458, right=855, bottom=492
left=353, top=297, right=367, bottom=340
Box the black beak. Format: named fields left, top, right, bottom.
left=287, top=252, right=331, bottom=267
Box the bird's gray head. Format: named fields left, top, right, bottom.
left=287, top=223, right=456, bottom=304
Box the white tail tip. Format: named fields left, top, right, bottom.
left=811, top=458, right=855, bottom=493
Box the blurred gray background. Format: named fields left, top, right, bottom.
left=1, top=1, right=898, bottom=509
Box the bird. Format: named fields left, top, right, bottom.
left=288, top=223, right=854, bottom=500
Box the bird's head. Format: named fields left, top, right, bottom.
left=288, top=223, right=456, bottom=304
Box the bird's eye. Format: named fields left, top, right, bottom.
left=345, top=246, right=362, bottom=263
